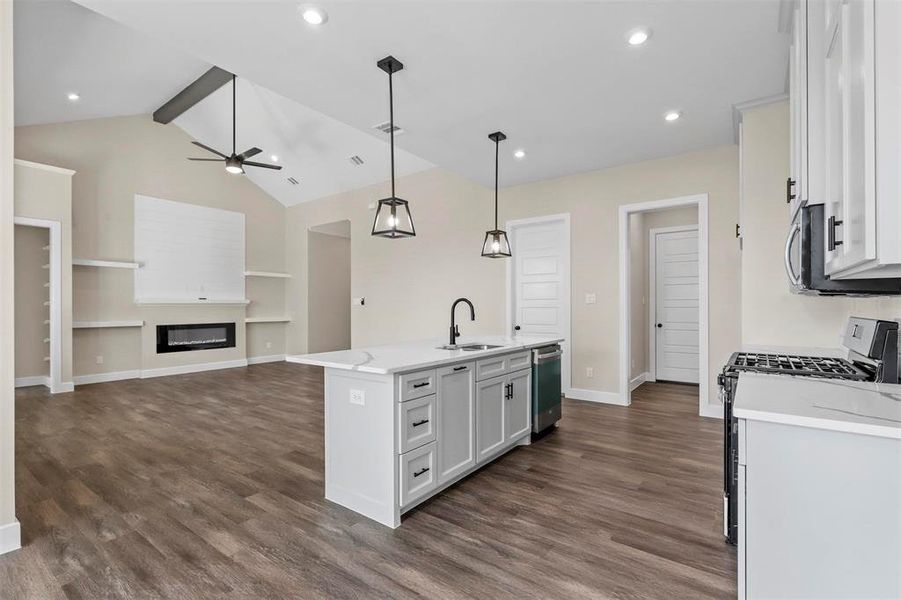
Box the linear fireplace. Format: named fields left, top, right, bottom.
left=156, top=323, right=236, bottom=354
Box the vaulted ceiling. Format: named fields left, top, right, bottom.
left=16, top=0, right=790, bottom=205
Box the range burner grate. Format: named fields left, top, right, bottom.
left=728, top=353, right=870, bottom=380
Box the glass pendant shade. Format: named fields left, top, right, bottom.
left=371, top=196, right=415, bottom=238
left=481, top=229, right=511, bottom=258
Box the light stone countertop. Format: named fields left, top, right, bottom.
left=285, top=334, right=564, bottom=375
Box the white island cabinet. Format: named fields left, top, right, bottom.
left=286, top=335, right=562, bottom=527
left=734, top=373, right=901, bottom=599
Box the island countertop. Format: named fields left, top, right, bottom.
left=734, top=372, right=901, bottom=439
left=285, top=334, right=564, bottom=375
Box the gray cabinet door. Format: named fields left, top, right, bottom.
left=436, top=362, right=475, bottom=483
left=505, top=369, right=531, bottom=443
left=476, top=375, right=506, bottom=463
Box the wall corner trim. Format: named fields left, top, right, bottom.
left=0, top=520, right=21, bottom=556
left=567, top=388, right=629, bottom=406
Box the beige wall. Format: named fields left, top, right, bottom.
left=1, top=0, right=17, bottom=535
left=740, top=101, right=901, bottom=349
left=14, top=162, right=74, bottom=385
left=14, top=225, right=48, bottom=379
left=629, top=206, right=699, bottom=379
left=286, top=145, right=739, bottom=404
left=14, top=115, right=287, bottom=376
left=307, top=230, right=351, bottom=353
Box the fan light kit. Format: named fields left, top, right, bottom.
left=481, top=132, right=512, bottom=258
left=187, top=75, right=282, bottom=175
left=371, top=55, right=416, bottom=239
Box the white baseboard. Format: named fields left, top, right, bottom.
left=629, top=371, right=650, bottom=391
left=247, top=354, right=286, bottom=365
left=0, top=520, right=21, bottom=556
left=15, top=375, right=49, bottom=388
left=567, top=387, right=629, bottom=406
left=74, top=370, right=142, bottom=386
left=53, top=381, right=74, bottom=394
left=140, top=358, right=249, bottom=379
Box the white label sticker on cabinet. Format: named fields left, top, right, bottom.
left=350, top=389, right=365, bottom=406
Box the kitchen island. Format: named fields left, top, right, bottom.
left=287, top=335, right=563, bottom=527
left=734, top=372, right=901, bottom=599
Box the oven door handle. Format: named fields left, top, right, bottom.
left=784, top=221, right=801, bottom=287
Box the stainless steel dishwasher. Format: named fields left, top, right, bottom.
left=531, top=344, right=562, bottom=434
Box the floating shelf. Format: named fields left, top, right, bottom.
left=73, top=258, right=141, bottom=269
left=245, top=316, right=292, bottom=323
left=135, top=298, right=250, bottom=306
left=74, top=320, right=144, bottom=329
left=244, top=271, right=291, bottom=279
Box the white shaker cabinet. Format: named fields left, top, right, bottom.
left=476, top=367, right=532, bottom=463
left=436, top=362, right=476, bottom=484
left=505, top=369, right=532, bottom=443
left=823, top=0, right=901, bottom=279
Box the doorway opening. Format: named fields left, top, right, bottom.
left=13, top=217, right=63, bottom=393
left=307, top=220, right=351, bottom=353
left=619, top=194, right=712, bottom=416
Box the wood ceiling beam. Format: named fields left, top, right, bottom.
left=152, top=66, right=233, bottom=124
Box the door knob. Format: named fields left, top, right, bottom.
left=656, top=323, right=663, bottom=328
left=514, top=325, right=521, bottom=331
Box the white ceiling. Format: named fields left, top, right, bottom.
left=71, top=0, right=791, bottom=189
left=13, top=0, right=209, bottom=126
left=174, top=79, right=433, bottom=205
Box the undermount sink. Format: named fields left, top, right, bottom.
left=437, top=343, right=503, bottom=351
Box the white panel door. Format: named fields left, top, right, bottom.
left=510, top=216, right=569, bottom=389
left=654, top=230, right=699, bottom=384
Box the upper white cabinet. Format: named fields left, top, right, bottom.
left=788, top=0, right=826, bottom=217
left=821, top=0, right=901, bottom=279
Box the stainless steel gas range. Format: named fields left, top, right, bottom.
left=717, top=317, right=899, bottom=545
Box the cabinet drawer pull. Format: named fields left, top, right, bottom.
left=412, top=381, right=430, bottom=389
left=413, top=467, right=430, bottom=478
left=453, top=365, right=468, bottom=371
left=411, top=419, right=429, bottom=427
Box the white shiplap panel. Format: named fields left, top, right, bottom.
left=134, top=195, right=245, bottom=303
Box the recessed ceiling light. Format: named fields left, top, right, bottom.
left=513, top=149, right=526, bottom=160
left=67, top=92, right=80, bottom=101
left=270, top=154, right=279, bottom=162
left=627, top=28, right=651, bottom=46
left=664, top=111, right=681, bottom=122
left=299, top=5, right=327, bottom=25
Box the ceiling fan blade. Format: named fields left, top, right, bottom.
left=243, top=161, right=282, bottom=170
left=238, top=147, right=262, bottom=160
left=187, top=157, right=223, bottom=162
left=191, top=141, right=228, bottom=158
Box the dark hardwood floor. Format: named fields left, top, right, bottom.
left=0, top=364, right=734, bottom=599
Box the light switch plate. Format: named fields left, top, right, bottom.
left=585, top=293, right=597, bottom=304
left=350, top=389, right=365, bottom=405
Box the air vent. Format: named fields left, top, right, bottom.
left=372, top=121, right=404, bottom=136
left=348, top=155, right=365, bottom=166
left=287, top=177, right=299, bottom=185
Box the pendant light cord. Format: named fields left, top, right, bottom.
left=494, top=136, right=499, bottom=230
left=232, top=75, right=236, bottom=155
left=389, top=69, right=396, bottom=199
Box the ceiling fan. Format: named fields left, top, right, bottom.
left=188, top=74, right=281, bottom=174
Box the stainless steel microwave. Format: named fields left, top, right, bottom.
left=785, top=204, right=901, bottom=296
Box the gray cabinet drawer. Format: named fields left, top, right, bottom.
left=399, top=441, right=437, bottom=507
left=399, top=369, right=436, bottom=402
left=398, top=394, right=436, bottom=454
left=475, top=351, right=531, bottom=381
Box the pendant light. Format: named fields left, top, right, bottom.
left=371, top=56, right=416, bottom=238
left=481, top=131, right=512, bottom=258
